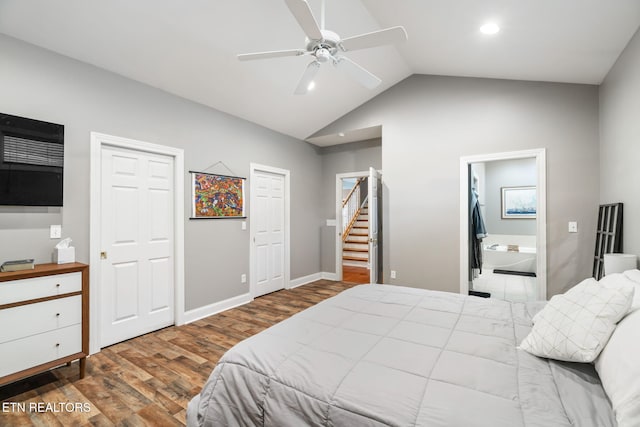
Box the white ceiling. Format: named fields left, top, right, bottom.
left=1, top=0, right=639, bottom=145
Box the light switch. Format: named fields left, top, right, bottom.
left=241, top=221, right=247, bottom=230
left=50, top=225, right=62, bottom=239
left=568, top=221, right=578, bottom=233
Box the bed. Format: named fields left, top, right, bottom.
left=187, top=281, right=637, bottom=427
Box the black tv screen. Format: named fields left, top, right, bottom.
left=0, top=113, right=64, bottom=206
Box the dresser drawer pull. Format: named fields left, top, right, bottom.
left=56, top=313, right=60, bottom=317
left=56, top=343, right=60, bottom=347
left=56, top=284, right=60, bottom=288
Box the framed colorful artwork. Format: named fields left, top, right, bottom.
left=190, top=171, right=246, bottom=219
left=501, top=186, right=536, bottom=219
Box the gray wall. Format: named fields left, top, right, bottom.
left=0, top=34, right=323, bottom=311
left=317, top=139, right=382, bottom=273
left=484, top=158, right=537, bottom=236
left=600, top=27, right=640, bottom=264
left=314, top=75, right=600, bottom=297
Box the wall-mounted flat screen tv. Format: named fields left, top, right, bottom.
left=0, top=113, right=64, bottom=206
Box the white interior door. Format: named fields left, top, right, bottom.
left=368, top=167, right=380, bottom=284
left=253, top=170, right=285, bottom=297
left=100, top=146, right=174, bottom=347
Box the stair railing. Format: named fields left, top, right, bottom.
left=342, top=178, right=363, bottom=242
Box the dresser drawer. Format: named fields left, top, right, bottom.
left=0, top=295, right=82, bottom=344
left=0, top=324, right=82, bottom=377
left=0, top=272, right=81, bottom=305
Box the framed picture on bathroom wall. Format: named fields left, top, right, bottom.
left=501, top=186, right=536, bottom=219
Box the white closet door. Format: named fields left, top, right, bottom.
left=253, top=170, right=285, bottom=297
left=100, top=146, right=174, bottom=347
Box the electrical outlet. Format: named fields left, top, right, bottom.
left=568, top=221, right=578, bottom=233
left=241, top=274, right=247, bottom=284
left=50, top=225, right=62, bottom=239
left=390, top=270, right=397, bottom=279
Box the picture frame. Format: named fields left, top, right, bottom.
left=501, top=186, right=536, bottom=219
left=190, top=171, right=246, bottom=219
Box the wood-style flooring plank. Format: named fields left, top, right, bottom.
left=0, top=280, right=359, bottom=426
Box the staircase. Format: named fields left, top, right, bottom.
left=343, top=203, right=369, bottom=267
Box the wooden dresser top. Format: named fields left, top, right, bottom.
left=0, top=263, right=88, bottom=283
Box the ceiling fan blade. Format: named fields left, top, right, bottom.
left=284, top=0, right=323, bottom=41
left=335, top=57, right=381, bottom=89
left=238, top=49, right=307, bottom=61
left=295, top=61, right=321, bottom=95
left=340, top=26, right=408, bottom=52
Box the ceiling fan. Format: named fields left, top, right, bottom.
left=237, top=0, right=408, bottom=94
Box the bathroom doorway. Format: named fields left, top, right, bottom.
left=459, top=149, right=547, bottom=301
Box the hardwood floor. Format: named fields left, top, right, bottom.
left=342, top=265, right=370, bottom=284
left=0, top=280, right=359, bottom=426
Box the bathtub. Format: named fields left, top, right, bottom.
left=483, top=241, right=536, bottom=274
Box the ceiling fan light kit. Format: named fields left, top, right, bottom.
left=237, top=0, right=407, bottom=95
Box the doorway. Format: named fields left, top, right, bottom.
left=89, top=132, right=185, bottom=354
left=249, top=163, right=290, bottom=298
left=336, top=167, right=382, bottom=284
left=459, top=149, right=547, bottom=301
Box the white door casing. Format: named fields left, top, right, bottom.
left=459, top=148, right=547, bottom=300
left=100, top=147, right=174, bottom=347
left=250, top=164, right=290, bottom=298
left=90, top=132, right=185, bottom=354
left=368, top=167, right=380, bottom=284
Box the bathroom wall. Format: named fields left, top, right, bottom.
left=484, top=158, right=537, bottom=236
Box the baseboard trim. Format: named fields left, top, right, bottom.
left=183, top=292, right=253, bottom=324
left=288, top=272, right=341, bottom=289
left=183, top=272, right=343, bottom=324
left=289, top=272, right=322, bottom=289
left=321, top=272, right=339, bottom=281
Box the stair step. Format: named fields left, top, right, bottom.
left=343, top=255, right=368, bottom=262
left=344, top=259, right=369, bottom=268
left=344, top=242, right=368, bottom=248
left=343, top=248, right=368, bottom=253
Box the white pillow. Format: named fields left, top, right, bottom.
left=595, top=309, right=640, bottom=427
left=622, top=269, right=640, bottom=309
left=531, top=278, right=593, bottom=324
left=520, top=279, right=634, bottom=362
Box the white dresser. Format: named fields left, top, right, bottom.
left=0, top=263, right=89, bottom=386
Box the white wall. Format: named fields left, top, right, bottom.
left=313, top=75, right=600, bottom=297
left=600, top=27, right=640, bottom=264
left=0, top=34, right=323, bottom=311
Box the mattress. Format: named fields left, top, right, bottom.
left=187, top=284, right=615, bottom=426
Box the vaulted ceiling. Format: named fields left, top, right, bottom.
left=1, top=0, right=639, bottom=144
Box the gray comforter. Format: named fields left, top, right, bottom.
left=187, top=284, right=615, bottom=426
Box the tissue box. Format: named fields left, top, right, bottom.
left=54, top=247, right=75, bottom=264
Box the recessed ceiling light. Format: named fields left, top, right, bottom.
left=307, top=81, right=316, bottom=91
left=480, top=23, right=500, bottom=35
